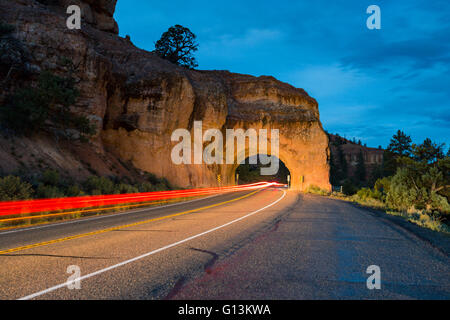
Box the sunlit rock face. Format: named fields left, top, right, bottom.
left=0, top=0, right=330, bottom=191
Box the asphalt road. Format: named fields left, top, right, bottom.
left=0, top=188, right=449, bottom=300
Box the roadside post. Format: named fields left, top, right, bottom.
left=217, top=174, right=222, bottom=188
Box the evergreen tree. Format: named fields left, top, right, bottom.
left=154, top=25, right=199, bottom=68
left=412, top=138, right=445, bottom=164
left=382, top=130, right=413, bottom=176
left=329, top=151, right=340, bottom=185
left=382, top=150, right=397, bottom=177
left=387, top=130, right=412, bottom=157
left=337, top=144, right=348, bottom=180
left=355, top=150, right=367, bottom=184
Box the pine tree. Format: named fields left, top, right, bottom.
left=387, top=130, right=412, bottom=157
left=337, top=144, right=348, bottom=180
left=412, top=138, right=445, bottom=164
left=154, top=25, right=199, bottom=69
left=355, top=150, right=367, bottom=184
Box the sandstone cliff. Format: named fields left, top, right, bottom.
left=329, top=134, right=384, bottom=184
left=0, top=0, right=330, bottom=191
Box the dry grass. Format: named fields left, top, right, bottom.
left=328, top=193, right=450, bottom=235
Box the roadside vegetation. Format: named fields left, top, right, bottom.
left=319, top=131, right=450, bottom=234
left=0, top=170, right=174, bottom=201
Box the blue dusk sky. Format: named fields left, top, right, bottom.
left=114, top=0, right=450, bottom=149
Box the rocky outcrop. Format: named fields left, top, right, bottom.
left=329, top=134, right=384, bottom=183
left=0, top=0, right=330, bottom=191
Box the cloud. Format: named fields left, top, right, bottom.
left=282, top=64, right=373, bottom=98
left=220, top=29, right=283, bottom=47
left=340, top=35, right=450, bottom=73
left=199, top=28, right=284, bottom=57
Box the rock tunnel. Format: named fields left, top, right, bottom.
left=219, top=121, right=331, bottom=191
left=102, top=72, right=331, bottom=192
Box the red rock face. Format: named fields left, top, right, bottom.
left=329, top=134, right=384, bottom=183
left=0, top=0, right=331, bottom=191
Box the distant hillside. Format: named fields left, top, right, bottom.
left=328, top=134, right=384, bottom=186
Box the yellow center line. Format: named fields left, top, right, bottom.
left=0, top=189, right=262, bottom=256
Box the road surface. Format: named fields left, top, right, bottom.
left=0, top=187, right=449, bottom=300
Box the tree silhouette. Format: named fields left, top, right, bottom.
left=412, top=138, right=445, bottom=164
left=154, top=25, right=199, bottom=69
left=355, top=150, right=367, bottom=183
left=387, top=130, right=412, bottom=157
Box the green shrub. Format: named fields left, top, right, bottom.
left=0, top=69, right=96, bottom=140
left=145, top=173, right=162, bottom=185
left=83, top=176, right=115, bottom=195
left=306, top=185, right=330, bottom=196
left=342, top=179, right=358, bottom=195
left=430, top=193, right=450, bottom=214
left=151, top=183, right=169, bottom=192
left=385, top=165, right=450, bottom=213
left=408, top=212, right=450, bottom=234
left=114, top=183, right=139, bottom=194
left=1, top=85, right=50, bottom=134
left=66, top=185, right=84, bottom=197
left=82, top=175, right=173, bottom=196
left=385, top=172, right=418, bottom=211
left=0, top=170, right=175, bottom=202
left=0, top=175, right=33, bottom=201
left=40, top=169, right=60, bottom=186
left=356, top=188, right=370, bottom=201
left=138, top=182, right=153, bottom=193
left=143, top=173, right=174, bottom=190
left=0, top=22, right=15, bottom=36
left=71, top=115, right=97, bottom=141
left=356, top=187, right=383, bottom=201
left=374, top=177, right=390, bottom=195
left=36, top=184, right=65, bottom=199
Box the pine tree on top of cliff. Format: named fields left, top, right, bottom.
left=154, top=25, right=199, bottom=69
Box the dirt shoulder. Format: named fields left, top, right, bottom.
left=341, top=199, right=450, bottom=257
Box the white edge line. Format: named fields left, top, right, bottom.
left=18, top=189, right=286, bottom=300
left=0, top=193, right=224, bottom=236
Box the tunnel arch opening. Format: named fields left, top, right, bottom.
left=234, top=155, right=291, bottom=185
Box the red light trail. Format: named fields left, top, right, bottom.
left=0, top=182, right=283, bottom=218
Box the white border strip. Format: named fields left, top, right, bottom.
left=19, top=189, right=286, bottom=300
